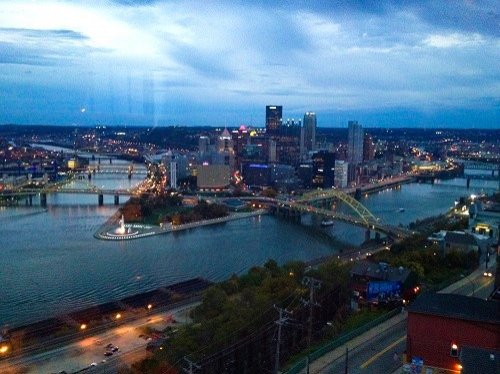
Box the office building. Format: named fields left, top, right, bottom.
left=169, top=161, right=177, bottom=189
left=348, top=121, right=363, bottom=165
left=363, top=133, right=375, bottom=161
left=277, top=119, right=301, bottom=166
left=196, top=165, right=230, bottom=190
left=312, top=151, right=336, bottom=189
left=243, top=163, right=271, bottom=188
left=303, top=112, right=317, bottom=153
left=334, top=160, right=348, bottom=188
left=265, top=106, right=282, bottom=136
left=198, top=136, right=210, bottom=154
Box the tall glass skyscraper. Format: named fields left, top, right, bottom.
left=348, top=120, right=363, bottom=165
left=265, top=105, right=282, bottom=136
left=303, top=112, right=316, bottom=152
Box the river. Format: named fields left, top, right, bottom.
left=0, top=164, right=497, bottom=328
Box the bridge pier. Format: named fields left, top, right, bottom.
left=355, top=188, right=362, bottom=200
left=128, top=171, right=132, bottom=180
left=375, top=232, right=381, bottom=241
left=466, top=177, right=471, bottom=189
left=29, top=194, right=33, bottom=206
left=98, top=194, right=104, bottom=206
left=88, top=172, right=92, bottom=180
left=365, top=229, right=371, bottom=241
left=109, top=158, right=112, bottom=164
left=114, top=194, right=120, bottom=205
left=40, top=193, right=47, bottom=208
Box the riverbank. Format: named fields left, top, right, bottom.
left=343, top=175, right=415, bottom=196
left=1, top=278, right=212, bottom=360
left=94, top=209, right=268, bottom=240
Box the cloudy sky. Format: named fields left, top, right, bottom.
left=0, top=0, right=498, bottom=128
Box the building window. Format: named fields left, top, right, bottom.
left=450, top=343, right=459, bottom=357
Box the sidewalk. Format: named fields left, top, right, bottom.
left=305, top=256, right=497, bottom=374
left=438, top=256, right=496, bottom=294
left=306, top=310, right=407, bottom=373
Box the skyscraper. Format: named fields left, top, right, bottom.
left=265, top=105, right=282, bottom=136
left=348, top=120, right=363, bottom=165
left=312, top=150, right=336, bottom=188
left=303, top=112, right=316, bottom=153
left=363, top=133, right=375, bottom=161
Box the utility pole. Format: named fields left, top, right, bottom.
left=183, top=356, right=201, bottom=374
left=301, top=276, right=322, bottom=374
left=274, top=305, right=292, bottom=374
left=344, top=346, right=349, bottom=374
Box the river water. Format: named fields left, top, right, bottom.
left=0, top=164, right=496, bottom=328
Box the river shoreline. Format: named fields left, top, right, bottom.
left=94, top=209, right=268, bottom=240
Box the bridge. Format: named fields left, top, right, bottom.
left=0, top=180, right=140, bottom=207
left=237, top=189, right=414, bottom=239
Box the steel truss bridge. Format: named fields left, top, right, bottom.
left=273, top=188, right=414, bottom=239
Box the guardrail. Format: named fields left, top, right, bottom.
left=283, top=308, right=400, bottom=374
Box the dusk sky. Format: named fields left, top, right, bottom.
left=0, top=0, right=498, bottom=128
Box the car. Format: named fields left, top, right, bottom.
left=105, top=343, right=114, bottom=349
left=104, top=351, right=113, bottom=357
left=90, top=363, right=97, bottom=367
left=111, top=346, right=119, bottom=352
left=483, top=271, right=493, bottom=277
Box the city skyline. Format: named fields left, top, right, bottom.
left=0, top=1, right=498, bottom=128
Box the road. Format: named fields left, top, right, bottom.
left=0, top=302, right=199, bottom=374
left=314, top=266, right=495, bottom=374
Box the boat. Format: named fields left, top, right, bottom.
left=398, top=208, right=405, bottom=213
left=321, top=219, right=335, bottom=227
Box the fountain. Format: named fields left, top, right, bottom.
left=102, top=214, right=140, bottom=239
left=115, top=215, right=126, bottom=235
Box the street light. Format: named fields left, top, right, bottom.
left=80, top=323, right=87, bottom=330
left=0, top=345, right=9, bottom=354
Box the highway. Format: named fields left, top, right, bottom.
left=313, top=265, right=495, bottom=374
left=0, top=302, right=199, bottom=374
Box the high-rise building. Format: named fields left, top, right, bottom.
left=312, top=151, right=336, bottom=189
left=363, top=133, right=375, bottom=161
left=198, top=136, right=210, bottom=154
left=334, top=160, right=348, bottom=188
left=265, top=106, right=282, bottom=136
left=169, top=161, right=177, bottom=189
left=277, top=119, right=301, bottom=166
left=303, top=112, right=316, bottom=153
left=348, top=120, right=363, bottom=165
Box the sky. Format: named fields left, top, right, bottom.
left=0, top=0, right=498, bottom=128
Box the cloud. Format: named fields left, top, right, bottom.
left=0, top=0, right=498, bottom=127
left=423, top=33, right=486, bottom=48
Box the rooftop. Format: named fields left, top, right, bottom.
left=408, top=293, right=500, bottom=325
left=460, top=346, right=500, bottom=374
left=445, top=231, right=478, bottom=246
left=350, top=260, right=411, bottom=283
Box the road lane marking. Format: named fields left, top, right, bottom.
left=467, top=278, right=494, bottom=297
left=360, top=335, right=406, bottom=369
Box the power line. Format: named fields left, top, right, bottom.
left=274, top=305, right=293, bottom=374
left=183, top=356, right=201, bottom=374
left=301, top=276, right=322, bottom=374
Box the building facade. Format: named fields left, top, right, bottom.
left=265, top=105, right=282, bottom=136
left=406, top=293, right=500, bottom=373
left=303, top=112, right=317, bottom=153
left=312, top=151, right=336, bottom=189
left=348, top=120, right=363, bottom=165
